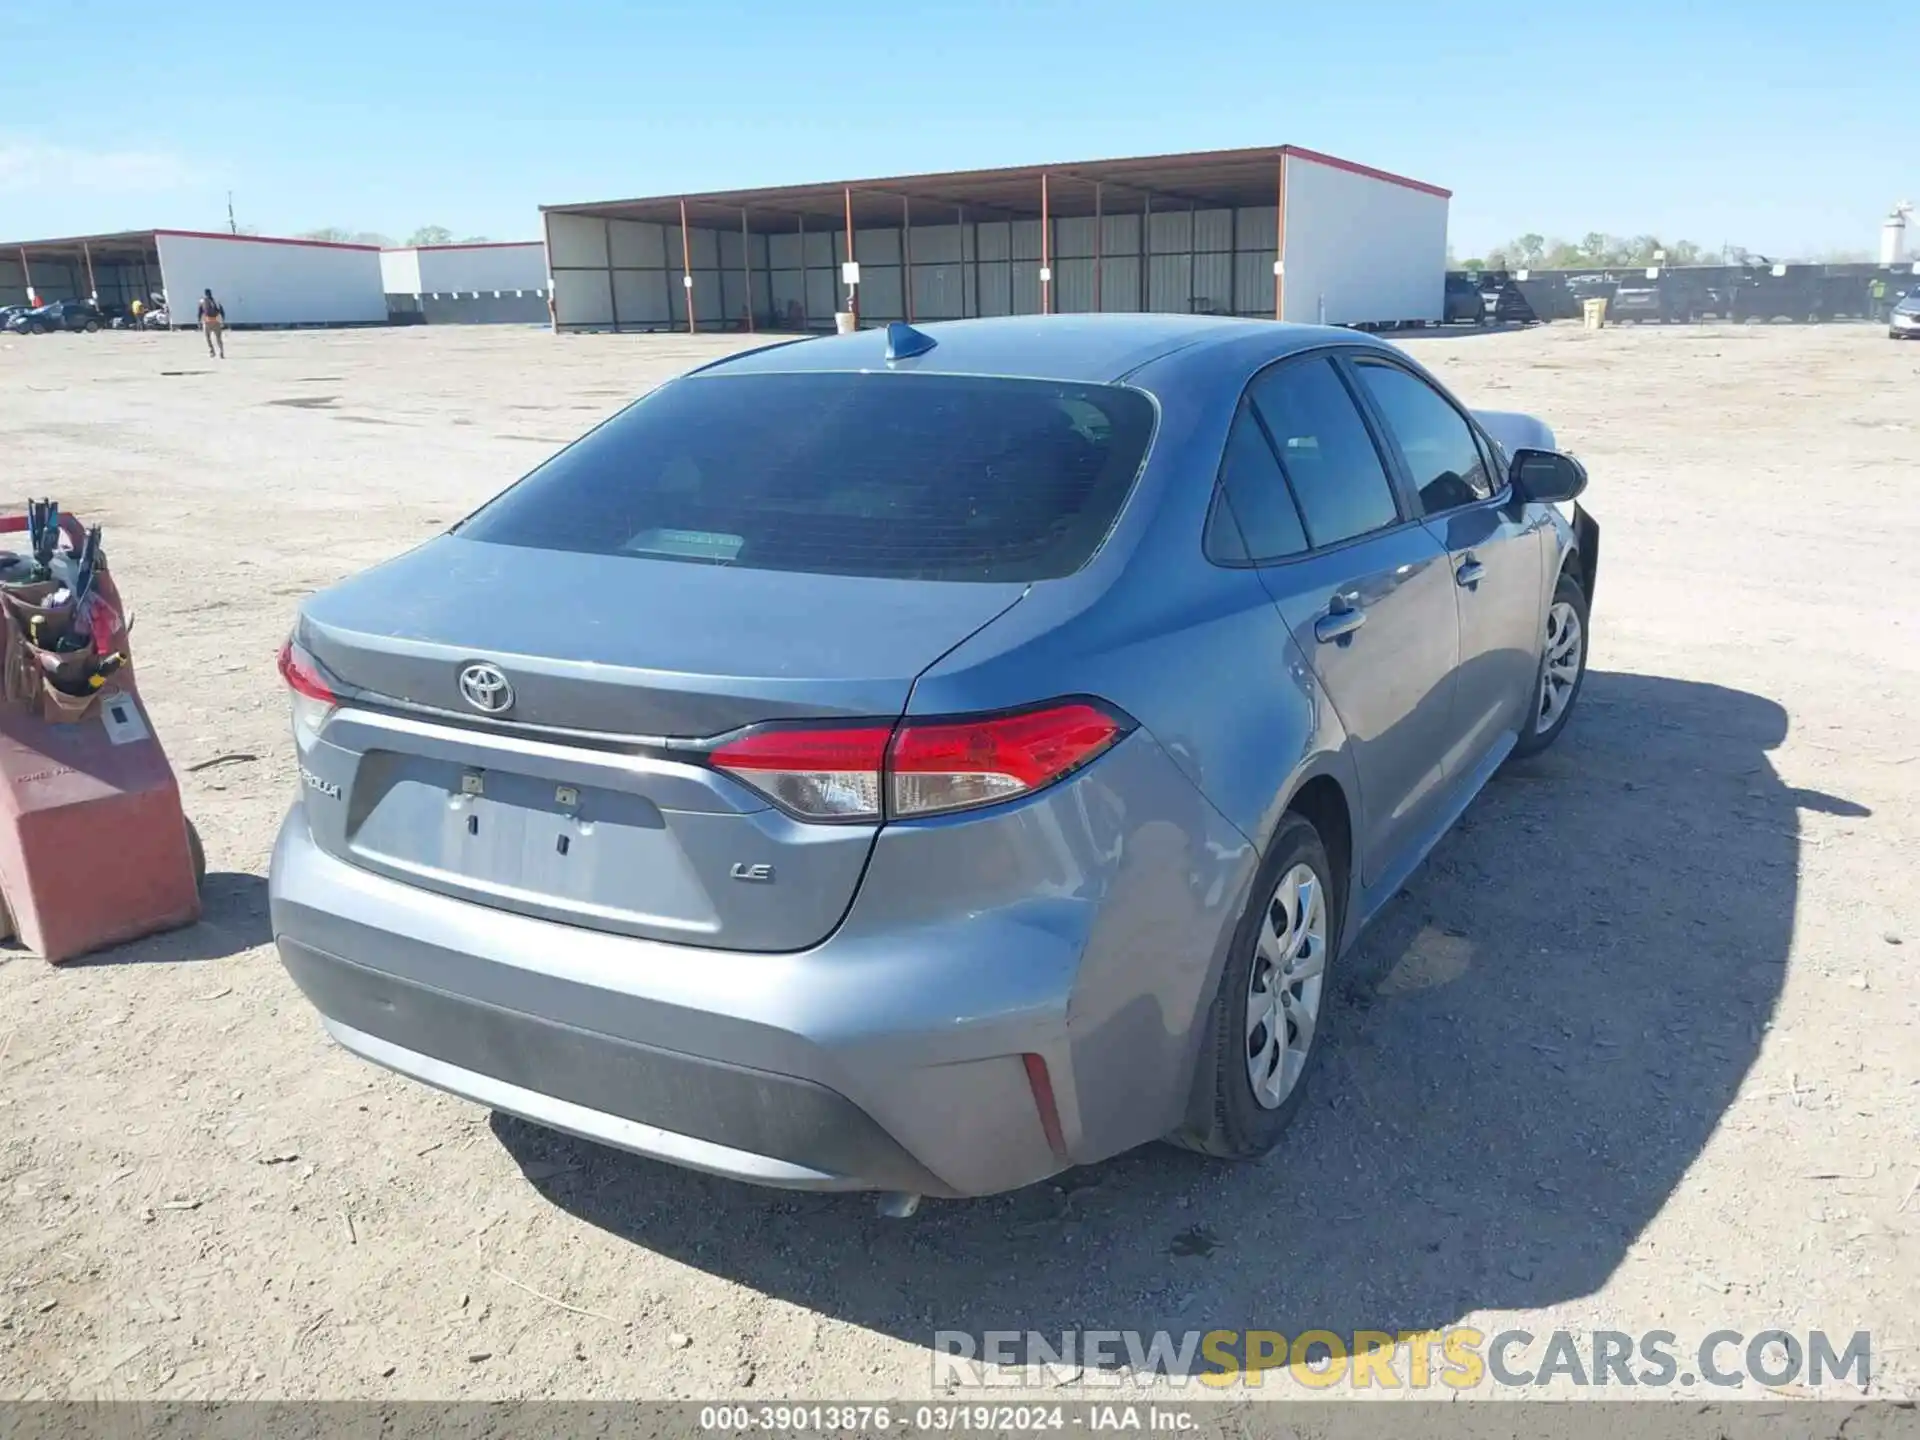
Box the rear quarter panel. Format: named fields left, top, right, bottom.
left=904, top=335, right=1369, bottom=1153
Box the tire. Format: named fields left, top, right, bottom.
left=186, top=818, right=206, bottom=890
left=1170, top=812, right=1342, bottom=1159
left=1511, top=569, right=1590, bottom=758
left=83, top=320, right=100, bottom=333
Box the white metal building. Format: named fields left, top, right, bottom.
left=1, top=228, right=386, bottom=326
left=540, top=144, right=1450, bottom=333
left=380, top=240, right=547, bottom=296
left=381, top=241, right=549, bottom=324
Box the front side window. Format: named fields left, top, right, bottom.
left=458, top=371, right=1157, bottom=583
left=1351, top=361, right=1496, bottom=515
left=1246, top=357, right=1401, bottom=548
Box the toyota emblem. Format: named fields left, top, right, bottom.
left=458, top=663, right=514, bottom=715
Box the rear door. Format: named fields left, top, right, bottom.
left=1348, top=356, right=1542, bottom=774
left=1218, top=354, right=1461, bottom=885
left=292, top=367, right=1158, bottom=952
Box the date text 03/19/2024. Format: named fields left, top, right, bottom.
left=697, top=1404, right=1202, bottom=1432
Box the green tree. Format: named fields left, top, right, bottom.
left=1487, top=233, right=1717, bottom=269
left=299, top=227, right=351, bottom=242
left=408, top=225, right=454, bottom=246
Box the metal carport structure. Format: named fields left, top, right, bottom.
left=540, top=144, right=1450, bottom=335
left=0, top=231, right=163, bottom=313
left=1, top=229, right=388, bottom=328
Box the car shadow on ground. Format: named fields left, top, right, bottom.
left=493, top=670, right=1855, bottom=1355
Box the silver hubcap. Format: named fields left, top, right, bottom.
left=1245, top=863, right=1328, bottom=1110
left=1536, top=600, right=1583, bottom=734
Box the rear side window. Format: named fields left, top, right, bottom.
left=1247, top=358, right=1400, bottom=547
left=1352, top=361, right=1497, bottom=514
left=1205, top=404, right=1308, bottom=563
left=458, top=371, right=1156, bottom=583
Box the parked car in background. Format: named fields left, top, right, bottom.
left=1443, top=274, right=1485, bottom=323
left=1890, top=292, right=1920, bottom=339
left=270, top=315, right=1599, bottom=1205
left=1607, top=283, right=1669, bottom=322
left=0, top=305, right=29, bottom=330
left=5, top=299, right=105, bottom=335
left=1481, top=278, right=1539, bottom=325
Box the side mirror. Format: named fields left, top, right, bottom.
left=1509, top=447, right=1588, bottom=505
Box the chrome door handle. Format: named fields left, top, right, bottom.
left=1455, top=556, right=1486, bottom=587
left=1314, top=604, right=1367, bottom=643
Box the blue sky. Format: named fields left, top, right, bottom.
left=1, top=0, right=1912, bottom=257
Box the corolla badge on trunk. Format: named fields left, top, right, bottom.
left=458, top=663, right=514, bottom=714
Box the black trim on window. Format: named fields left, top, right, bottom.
left=1200, top=344, right=1426, bottom=571
left=1341, top=353, right=1513, bottom=520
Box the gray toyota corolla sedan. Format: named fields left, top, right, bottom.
left=269, top=315, right=1598, bottom=1206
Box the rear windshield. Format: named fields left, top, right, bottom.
left=457, top=371, right=1157, bottom=582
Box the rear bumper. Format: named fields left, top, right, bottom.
left=268, top=732, right=1256, bottom=1198
left=282, top=939, right=946, bottom=1192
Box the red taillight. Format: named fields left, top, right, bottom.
left=277, top=638, right=336, bottom=703
left=709, top=701, right=1128, bottom=823
left=710, top=724, right=891, bottom=821
left=278, top=637, right=338, bottom=746
left=890, top=703, right=1124, bottom=817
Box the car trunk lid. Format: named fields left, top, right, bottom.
left=294, top=536, right=1025, bottom=951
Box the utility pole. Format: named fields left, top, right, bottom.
left=227, top=192, right=237, bottom=235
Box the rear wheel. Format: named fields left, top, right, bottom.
left=186, top=819, right=206, bottom=890
left=1170, top=813, right=1341, bottom=1159
left=1512, top=570, right=1590, bottom=757
left=83, top=319, right=100, bottom=333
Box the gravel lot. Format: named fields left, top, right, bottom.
left=0, top=320, right=1914, bottom=1403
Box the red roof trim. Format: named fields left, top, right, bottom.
left=1281, top=147, right=1451, bottom=199
left=153, top=228, right=382, bottom=252
left=392, top=240, right=541, bottom=252
left=542, top=142, right=1450, bottom=217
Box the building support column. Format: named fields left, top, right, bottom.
left=1274, top=155, right=1288, bottom=322
left=540, top=211, right=558, bottom=332
left=740, top=209, right=754, bottom=333
left=1093, top=182, right=1103, bottom=313
left=1228, top=205, right=1238, bottom=316
left=679, top=198, right=697, bottom=334
left=19, top=248, right=35, bottom=306
left=902, top=195, right=913, bottom=323
left=1040, top=172, right=1051, bottom=315
left=1139, top=196, right=1149, bottom=311
left=605, top=218, right=621, bottom=332
left=962, top=205, right=977, bottom=320
left=82, top=241, right=97, bottom=303
left=843, top=186, right=859, bottom=324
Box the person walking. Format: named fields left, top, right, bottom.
left=196, top=289, right=226, bottom=358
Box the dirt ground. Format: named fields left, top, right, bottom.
left=0, top=319, right=1914, bottom=1404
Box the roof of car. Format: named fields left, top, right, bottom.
left=695, top=314, right=1378, bottom=385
